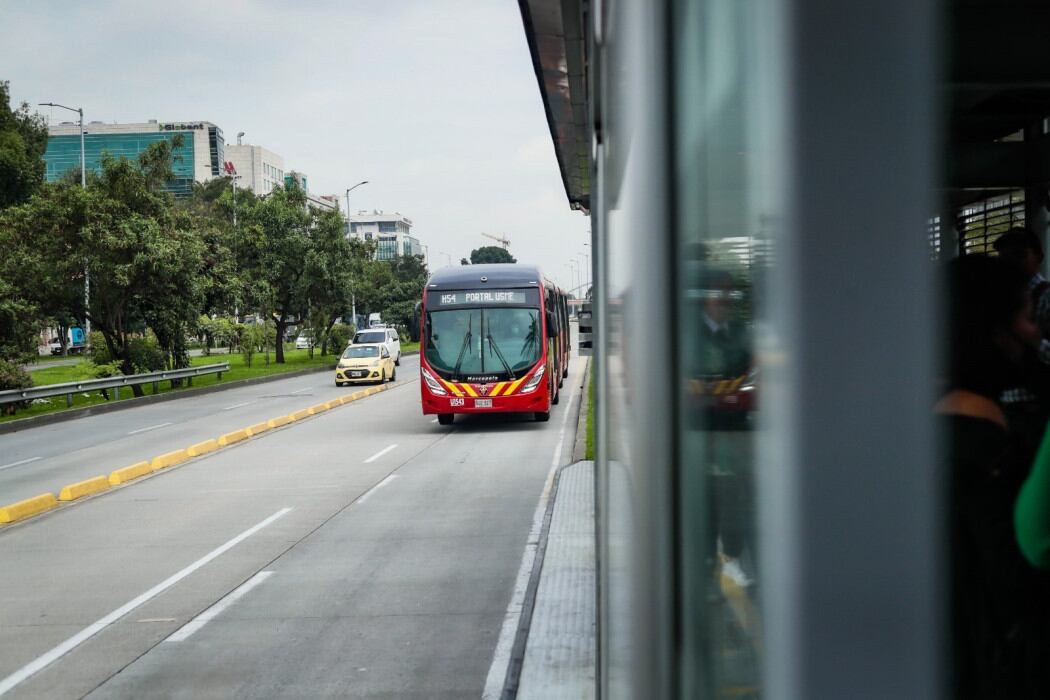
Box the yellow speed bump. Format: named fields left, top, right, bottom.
left=59, top=475, right=111, bottom=502
left=267, top=415, right=292, bottom=429
left=0, top=493, right=58, bottom=524
left=247, top=422, right=271, bottom=436
left=218, top=429, right=250, bottom=447
left=325, top=400, right=341, bottom=410
left=308, top=403, right=329, bottom=415
left=187, top=439, right=219, bottom=457
left=152, top=449, right=190, bottom=470
left=109, top=461, right=152, bottom=485
left=289, top=409, right=310, bottom=422
left=339, top=394, right=357, bottom=404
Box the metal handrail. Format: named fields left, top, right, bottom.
left=0, top=362, right=231, bottom=406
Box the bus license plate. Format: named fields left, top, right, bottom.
left=474, top=398, right=493, bottom=408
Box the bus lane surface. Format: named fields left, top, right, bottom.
left=0, top=353, right=583, bottom=699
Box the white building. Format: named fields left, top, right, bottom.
left=348, top=210, right=423, bottom=260
left=222, top=143, right=285, bottom=195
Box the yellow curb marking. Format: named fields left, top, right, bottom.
left=289, top=409, right=310, bottom=421
left=217, top=429, right=250, bottom=447
left=109, top=461, right=152, bottom=485
left=151, top=449, right=189, bottom=470
left=308, top=403, right=328, bottom=415
left=267, top=415, right=292, bottom=429
left=246, top=422, right=271, bottom=436
left=59, top=475, right=111, bottom=502
left=187, top=439, right=219, bottom=457
left=0, top=493, right=58, bottom=524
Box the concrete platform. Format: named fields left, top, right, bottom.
left=517, top=460, right=595, bottom=699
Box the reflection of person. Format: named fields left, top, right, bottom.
left=937, top=255, right=1050, bottom=699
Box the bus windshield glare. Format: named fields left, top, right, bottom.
left=426, top=307, right=541, bottom=380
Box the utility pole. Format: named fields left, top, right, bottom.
left=41, top=101, right=89, bottom=351
left=345, top=181, right=369, bottom=328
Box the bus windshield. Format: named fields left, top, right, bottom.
left=426, top=307, right=541, bottom=380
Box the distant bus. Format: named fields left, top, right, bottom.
left=419, top=264, right=569, bottom=425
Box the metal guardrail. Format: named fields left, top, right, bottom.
left=0, top=362, right=231, bottom=408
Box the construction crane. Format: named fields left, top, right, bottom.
left=481, top=232, right=511, bottom=250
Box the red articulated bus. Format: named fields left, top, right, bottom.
left=419, top=264, right=569, bottom=425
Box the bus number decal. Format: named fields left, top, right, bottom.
left=450, top=397, right=465, bottom=407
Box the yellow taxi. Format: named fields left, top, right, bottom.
left=335, top=343, right=396, bottom=386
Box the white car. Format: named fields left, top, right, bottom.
left=294, top=332, right=315, bottom=350
left=352, top=326, right=401, bottom=366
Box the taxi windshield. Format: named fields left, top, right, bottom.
left=342, top=346, right=379, bottom=359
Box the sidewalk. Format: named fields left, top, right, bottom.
left=509, top=359, right=596, bottom=699
left=517, top=459, right=596, bottom=699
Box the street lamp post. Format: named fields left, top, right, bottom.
left=345, top=181, right=369, bottom=327
left=40, top=101, right=89, bottom=352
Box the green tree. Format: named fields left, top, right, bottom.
left=468, top=246, right=516, bottom=264
left=0, top=140, right=206, bottom=393
left=0, top=80, right=48, bottom=210
left=238, top=185, right=354, bottom=363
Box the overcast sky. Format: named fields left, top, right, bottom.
left=1, top=0, right=590, bottom=291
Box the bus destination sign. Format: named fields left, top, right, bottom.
left=433, top=290, right=528, bottom=306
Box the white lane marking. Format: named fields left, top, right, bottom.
left=431, top=418, right=438, bottom=423
left=481, top=374, right=579, bottom=700
left=223, top=401, right=254, bottom=411
left=127, top=422, right=172, bottom=436
left=356, top=475, right=399, bottom=504
left=0, top=507, right=292, bottom=697
left=363, top=444, right=398, bottom=464
left=289, top=387, right=311, bottom=395
left=165, top=571, right=274, bottom=642
left=0, top=457, right=41, bottom=472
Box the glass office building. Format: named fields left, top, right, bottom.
left=44, top=121, right=224, bottom=197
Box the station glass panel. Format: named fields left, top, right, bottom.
left=671, top=0, right=782, bottom=696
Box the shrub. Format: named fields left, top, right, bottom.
left=329, top=323, right=352, bottom=352
left=0, top=359, right=32, bottom=415
left=240, top=324, right=265, bottom=367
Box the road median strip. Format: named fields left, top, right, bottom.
left=152, top=449, right=190, bottom=470
left=109, top=461, right=152, bottom=485
left=58, top=475, right=111, bottom=502
left=246, top=422, right=271, bottom=436
left=218, top=429, right=250, bottom=447
left=1, top=381, right=397, bottom=526
left=187, top=439, right=219, bottom=457
left=266, top=415, right=292, bottom=429
left=0, top=493, right=58, bottom=524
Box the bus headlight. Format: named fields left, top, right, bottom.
left=422, top=367, right=448, bottom=395
left=520, top=364, right=546, bottom=394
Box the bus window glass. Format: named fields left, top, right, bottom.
left=426, top=308, right=540, bottom=378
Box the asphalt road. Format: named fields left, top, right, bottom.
left=0, top=356, right=417, bottom=504
left=0, top=351, right=583, bottom=699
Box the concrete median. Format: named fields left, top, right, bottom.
left=187, top=439, right=219, bottom=457
left=0, top=493, right=58, bottom=524
left=58, top=475, right=111, bottom=502
left=267, top=415, right=292, bottom=429
left=151, top=449, right=190, bottom=470
left=109, top=461, right=153, bottom=485
left=218, top=429, right=250, bottom=447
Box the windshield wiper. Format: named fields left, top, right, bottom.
left=486, top=317, right=516, bottom=380
left=452, top=316, right=473, bottom=381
